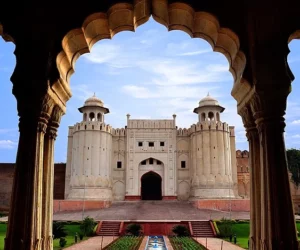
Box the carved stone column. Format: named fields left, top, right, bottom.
left=250, top=90, right=298, bottom=250
left=41, top=105, right=64, bottom=250
left=5, top=94, right=54, bottom=250
left=239, top=105, right=261, bottom=250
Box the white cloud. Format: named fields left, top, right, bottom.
left=292, top=134, right=300, bottom=138
left=122, top=85, right=157, bottom=99
left=292, top=120, right=300, bottom=125
left=84, top=44, right=121, bottom=64
left=122, top=85, right=220, bottom=100
left=176, top=49, right=211, bottom=56
left=0, top=140, right=17, bottom=149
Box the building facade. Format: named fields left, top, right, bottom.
left=65, top=94, right=239, bottom=201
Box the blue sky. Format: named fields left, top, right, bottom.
left=0, top=17, right=299, bottom=163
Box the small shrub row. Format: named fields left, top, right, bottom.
left=103, top=236, right=143, bottom=250
left=169, top=236, right=205, bottom=250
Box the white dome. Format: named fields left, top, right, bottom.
left=198, top=93, right=219, bottom=107
left=84, top=94, right=104, bottom=107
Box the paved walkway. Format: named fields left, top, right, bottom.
left=53, top=201, right=250, bottom=221
left=64, top=236, right=116, bottom=250
left=194, top=238, right=245, bottom=250
left=163, top=236, right=174, bottom=250
left=139, top=237, right=148, bottom=249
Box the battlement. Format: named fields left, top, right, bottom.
left=127, top=119, right=175, bottom=129
left=236, top=150, right=249, bottom=158
left=71, top=122, right=113, bottom=134
left=111, top=128, right=126, bottom=136
left=177, top=121, right=230, bottom=136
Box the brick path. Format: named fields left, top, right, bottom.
left=64, top=236, right=116, bottom=250
left=194, top=238, right=245, bottom=250
left=139, top=237, right=148, bottom=249
left=53, top=201, right=250, bottom=221
left=163, top=236, right=174, bottom=250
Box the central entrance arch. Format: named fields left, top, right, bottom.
left=141, top=171, right=162, bottom=200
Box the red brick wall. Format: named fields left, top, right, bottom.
left=0, top=164, right=14, bottom=211
left=193, top=199, right=250, bottom=212
left=0, top=163, right=66, bottom=210
left=121, top=222, right=189, bottom=236
left=53, top=200, right=111, bottom=213
left=54, top=163, right=66, bottom=200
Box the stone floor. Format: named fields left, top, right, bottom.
left=64, top=236, right=116, bottom=249
left=53, top=200, right=250, bottom=221
left=194, top=237, right=245, bottom=250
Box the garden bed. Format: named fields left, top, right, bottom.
left=169, top=236, right=206, bottom=250
left=103, top=236, right=144, bottom=250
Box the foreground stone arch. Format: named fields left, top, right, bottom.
left=1, top=1, right=300, bottom=250
left=57, top=0, right=246, bottom=91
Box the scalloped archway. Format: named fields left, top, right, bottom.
left=57, top=0, right=247, bottom=100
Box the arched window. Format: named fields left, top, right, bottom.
left=89, top=112, right=95, bottom=121
left=97, top=113, right=102, bottom=122
left=208, top=112, right=214, bottom=121
left=83, top=113, right=87, bottom=121
left=201, top=113, right=206, bottom=121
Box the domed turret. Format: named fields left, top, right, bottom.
left=193, top=93, right=224, bottom=122
left=78, top=93, right=109, bottom=122
left=198, top=94, right=219, bottom=107
left=84, top=95, right=104, bottom=107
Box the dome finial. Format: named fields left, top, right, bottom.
left=207, top=92, right=210, bottom=96
left=93, top=92, right=96, bottom=97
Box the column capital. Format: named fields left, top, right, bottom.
left=18, top=93, right=55, bottom=134
left=47, top=105, right=64, bottom=140
left=238, top=105, right=257, bottom=141
left=248, top=86, right=289, bottom=134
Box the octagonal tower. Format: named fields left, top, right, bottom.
left=189, top=93, right=238, bottom=199
left=65, top=94, right=113, bottom=201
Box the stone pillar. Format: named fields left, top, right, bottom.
left=5, top=94, right=54, bottom=250
left=239, top=106, right=261, bottom=250
left=41, top=105, right=63, bottom=250
left=250, top=90, right=297, bottom=249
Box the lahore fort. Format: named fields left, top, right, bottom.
left=1, top=94, right=300, bottom=214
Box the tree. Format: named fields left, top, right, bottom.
left=52, top=221, right=67, bottom=239
left=287, top=149, right=300, bottom=187
left=80, top=216, right=96, bottom=237
left=172, top=225, right=190, bottom=237
left=126, top=223, right=142, bottom=236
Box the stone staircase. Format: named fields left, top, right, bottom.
left=96, top=221, right=121, bottom=236
left=190, top=221, right=215, bottom=237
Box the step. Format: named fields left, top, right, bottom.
left=190, top=221, right=215, bottom=238
left=97, top=221, right=121, bottom=236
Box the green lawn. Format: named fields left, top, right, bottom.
left=53, top=224, right=89, bottom=250
left=0, top=224, right=7, bottom=250
left=216, top=221, right=300, bottom=249
left=0, top=223, right=89, bottom=250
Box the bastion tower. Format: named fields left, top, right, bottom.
left=65, top=94, right=113, bottom=200
left=189, top=94, right=238, bottom=198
